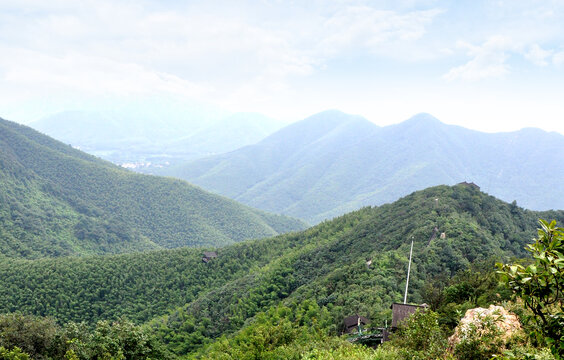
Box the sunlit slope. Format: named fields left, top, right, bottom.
left=2, top=184, right=563, bottom=356
left=0, top=118, right=306, bottom=258
left=147, top=184, right=564, bottom=355
left=166, top=110, right=564, bottom=223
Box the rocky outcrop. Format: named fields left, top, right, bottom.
left=448, top=305, right=522, bottom=347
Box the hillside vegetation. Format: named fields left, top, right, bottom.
left=160, top=110, right=564, bottom=223
left=0, top=117, right=306, bottom=259
left=2, top=184, right=563, bottom=357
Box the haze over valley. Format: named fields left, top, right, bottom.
left=29, top=109, right=564, bottom=224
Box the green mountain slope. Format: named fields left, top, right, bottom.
left=0, top=118, right=306, bottom=259
left=1, top=184, right=562, bottom=356
left=149, top=184, right=564, bottom=355
left=160, top=110, right=564, bottom=223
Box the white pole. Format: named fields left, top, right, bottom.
left=404, top=239, right=414, bottom=304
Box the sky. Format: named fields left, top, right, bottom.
left=1, top=0, right=564, bottom=134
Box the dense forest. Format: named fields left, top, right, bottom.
left=0, top=118, right=306, bottom=259
left=2, top=184, right=563, bottom=358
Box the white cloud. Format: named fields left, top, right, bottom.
left=553, top=51, right=564, bottom=66
left=525, top=44, right=553, bottom=66
left=1, top=0, right=564, bottom=133
left=0, top=0, right=445, bottom=121
left=316, top=6, right=443, bottom=56
left=0, top=47, right=210, bottom=97
left=443, top=36, right=515, bottom=81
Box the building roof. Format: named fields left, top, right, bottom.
left=343, top=314, right=370, bottom=329
left=390, top=303, right=427, bottom=328
left=203, top=251, right=218, bottom=258
left=458, top=181, right=480, bottom=190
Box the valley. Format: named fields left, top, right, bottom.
left=35, top=109, right=564, bottom=225
left=3, top=2, right=563, bottom=358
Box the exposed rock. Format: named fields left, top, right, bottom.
left=448, top=305, right=521, bottom=347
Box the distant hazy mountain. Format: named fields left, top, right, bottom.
left=0, top=117, right=306, bottom=259
left=159, top=112, right=285, bottom=162
left=161, top=110, right=564, bottom=223
left=29, top=110, right=284, bottom=168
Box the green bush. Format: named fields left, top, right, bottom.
left=0, top=347, right=30, bottom=360
left=384, top=309, right=447, bottom=360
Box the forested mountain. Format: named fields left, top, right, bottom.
left=1, top=184, right=562, bottom=357
left=160, top=110, right=564, bottom=223
left=0, top=117, right=306, bottom=259
left=30, top=110, right=283, bottom=169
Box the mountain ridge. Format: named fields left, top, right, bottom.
left=159, top=110, right=564, bottom=223
left=2, top=184, right=563, bottom=356
left=0, top=117, right=306, bottom=259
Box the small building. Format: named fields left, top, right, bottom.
left=457, top=181, right=480, bottom=190
left=390, top=303, right=428, bottom=328
left=342, top=314, right=370, bottom=334
left=202, top=251, right=218, bottom=263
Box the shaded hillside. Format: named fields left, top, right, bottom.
left=160, top=110, right=380, bottom=221
left=161, top=110, right=564, bottom=223
left=0, top=118, right=306, bottom=259
left=1, top=185, right=562, bottom=356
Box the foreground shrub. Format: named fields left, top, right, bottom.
left=383, top=309, right=447, bottom=360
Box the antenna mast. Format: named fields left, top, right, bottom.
left=404, top=239, right=414, bottom=304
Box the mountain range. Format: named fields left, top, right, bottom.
left=158, top=110, right=564, bottom=223
left=0, top=117, right=305, bottom=259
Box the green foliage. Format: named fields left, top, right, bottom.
left=0, top=314, right=166, bottom=360
left=452, top=312, right=505, bottom=360
left=494, top=346, right=556, bottom=360
left=0, top=347, right=30, bottom=360
left=498, top=220, right=564, bottom=358
left=301, top=344, right=401, bottom=360
left=146, top=185, right=561, bottom=356
left=191, top=301, right=327, bottom=359
left=385, top=309, right=447, bottom=360
left=2, top=184, right=562, bottom=357
left=190, top=301, right=395, bottom=360
left=71, top=319, right=167, bottom=360
left=0, top=313, right=58, bottom=359
left=0, top=118, right=306, bottom=259
left=0, top=239, right=295, bottom=325
left=422, top=258, right=513, bottom=330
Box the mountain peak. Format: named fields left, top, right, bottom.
left=261, top=110, right=377, bottom=146
left=302, top=109, right=370, bottom=125
left=403, top=113, right=442, bottom=126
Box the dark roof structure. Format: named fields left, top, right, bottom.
left=202, top=251, right=218, bottom=263
left=342, top=314, right=370, bottom=334
left=458, top=181, right=480, bottom=190
left=390, top=303, right=428, bottom=328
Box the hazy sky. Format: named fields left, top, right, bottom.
left=1, top=0, right=564, bottom=133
